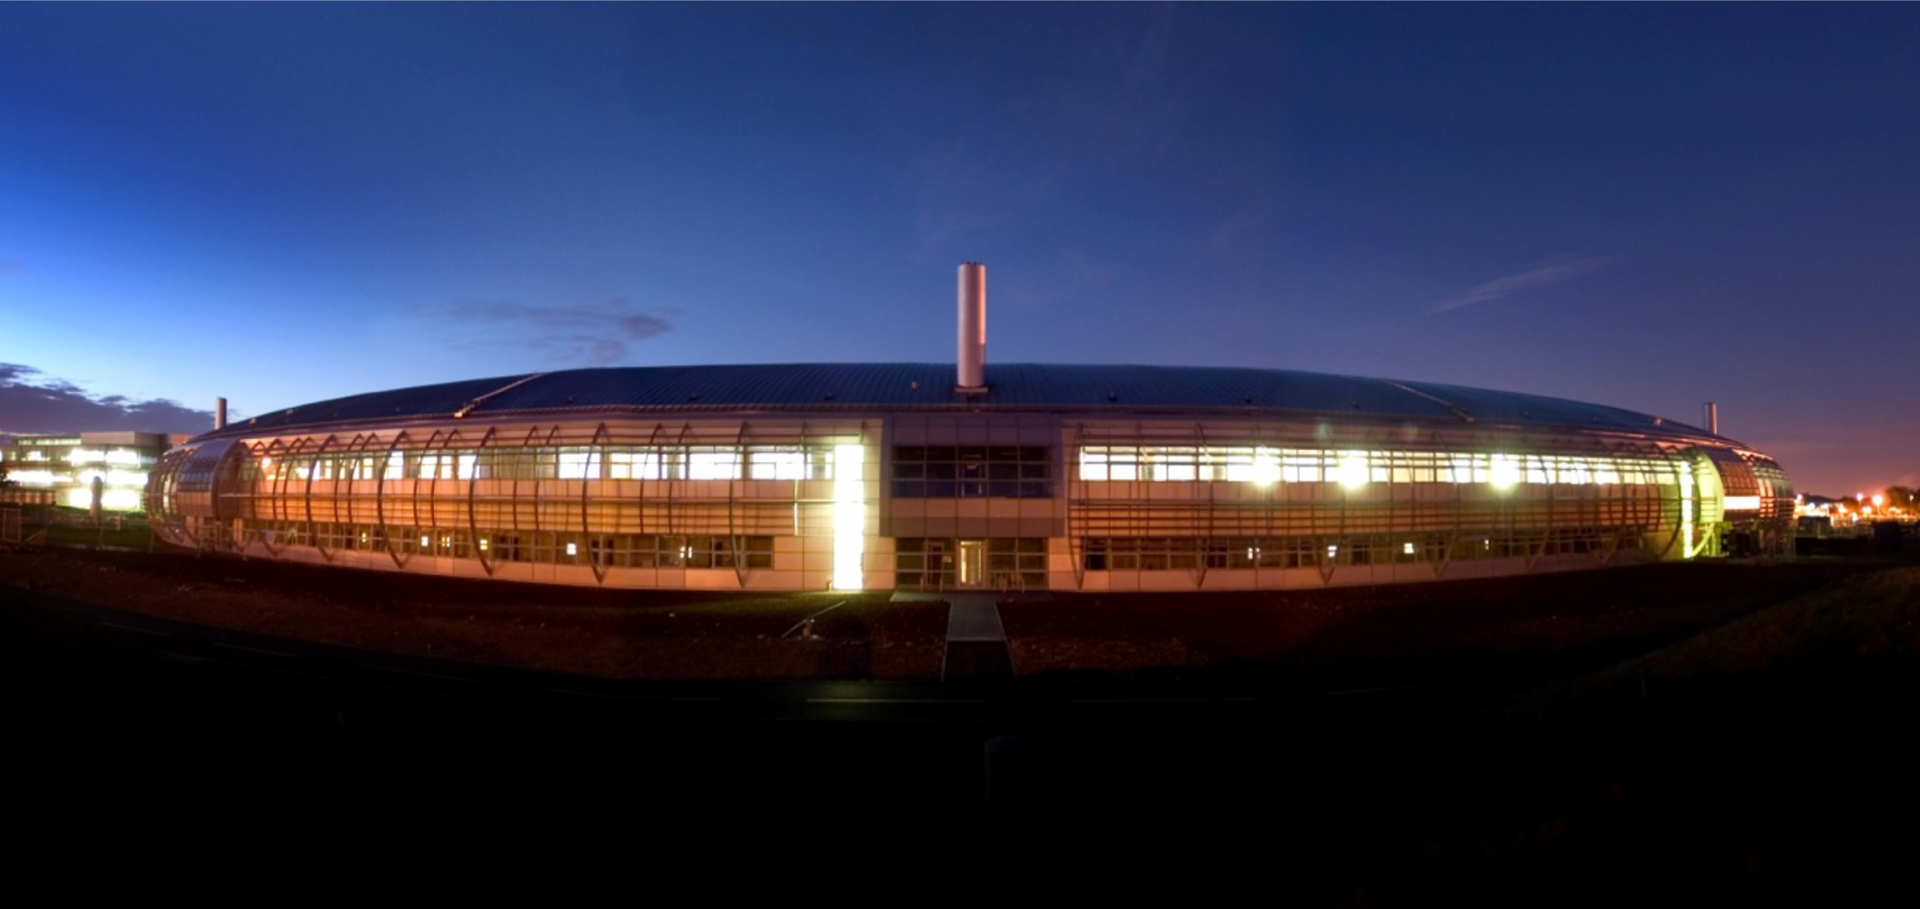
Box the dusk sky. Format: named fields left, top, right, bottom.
left=2, top=4, right=1915, bottom=495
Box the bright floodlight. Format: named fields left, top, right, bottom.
left=1490, top=454, right=1520, bottom=490
left=1252, top=447, right=1279, bottom=485
left=1337, top=452, right=1369, bottom=490
left=833, top=443, right=865, bottom=590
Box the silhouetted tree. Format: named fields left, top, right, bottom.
left=1885, top=485, right=1917, bottom=514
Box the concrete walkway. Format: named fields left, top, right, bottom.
left=891, top=590, right=1050, bottom=680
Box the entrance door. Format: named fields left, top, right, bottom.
left=956, top=539, right=987, bottom=588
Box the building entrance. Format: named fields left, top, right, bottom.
left=895, top=537, right=1048, bottom=591
left=956, top=539, right=986, bottom=588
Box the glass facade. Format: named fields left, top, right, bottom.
left=143, top=409, right=1793, bottom=592
left=146, top=421, right=872, bottom=589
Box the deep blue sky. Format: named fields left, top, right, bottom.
left=2, top=3, right=1915, bottom=495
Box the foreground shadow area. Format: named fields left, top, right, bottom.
left=5, top=566, right=1919, bottom=903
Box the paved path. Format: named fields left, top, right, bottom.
left=891, top=590, right=1050, bottom=680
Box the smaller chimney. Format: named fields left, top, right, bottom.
left=1704, top=401, right=1718, bottom=435
left=216, top=397, right=228, bottom=431
left=957, top=262, right=987, bottom=392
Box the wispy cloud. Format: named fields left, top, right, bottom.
left=897, top=7, right=1190, bottom=260
left=904, top=151, right=1020, bottom=262
left=1431, top=254, right=1616, bottom=314
left=996, top=248, right=1116, bottom=311
left=1030, top=4, right=1186, bottom=174
left=1209, top=205, right=1270, bottom=252
left=426, top=297, right=678, bottom=365
left=1119, top=2, right=1175, bottom=87
left=0, top=363, right=214, bottom=436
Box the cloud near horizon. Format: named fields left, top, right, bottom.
left=1432, top=254, right=1616, bottom=314
left=0, top=363, right=215, bottom=437
left=426, top=297, right=679, bottom=365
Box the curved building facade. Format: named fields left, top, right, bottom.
left=143, top=360, right=1793, bottom=593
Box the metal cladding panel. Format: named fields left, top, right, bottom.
left=234, top=375, right=535, bottom=433
left=459, top=363, right=1478, bottom=413
left=970, top=363, right=1459, bottom=417
left=196, top=362, right=1704, bottom=439
left=482, top=364, right=964, bottom=410
left=1393, top=379, right=1704, bottom=435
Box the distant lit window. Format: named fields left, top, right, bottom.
left=558, top=449, right=600, bottom=480
left=688, top=450, right=740, bottom=480
left=748, top=448, right=807, bottom=480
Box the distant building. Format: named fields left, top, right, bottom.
left=1, top=431, right=180, bottom=512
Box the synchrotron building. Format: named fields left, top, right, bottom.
left=145, top=265, right=1793, bottom=593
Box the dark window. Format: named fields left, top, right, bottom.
left=891, top=445, right=1052, bottom=498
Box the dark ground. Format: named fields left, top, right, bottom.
left=3, top=545, right=1917, bottom=897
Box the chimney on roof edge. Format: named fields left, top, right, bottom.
left=215, top=397, right=227, bottom=431
left=957, top=262, right=986, bottom=392
left=1705, top=401, right=1719, bottom=435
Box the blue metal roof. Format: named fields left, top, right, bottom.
left=220, top=363, right=1711, bottom=439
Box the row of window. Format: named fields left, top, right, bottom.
left=1081, top=529, right=1646, bottom=570
left=245, top=521, right=774, bottom=568
left=1076, top=445, right=1681, bottom=487
left=219, top=520, right=1654, bottom=578
left=252, top=445, right=842, bottom=483
left=235, top=441, right=1687, bottom=496
left=891, top=446, right=1054, bottom=499
left=11, top=449, right=152, bottom=465
left=1, top=468, right=151, bottom=488
left=894, top=537, right=1049, bottom=590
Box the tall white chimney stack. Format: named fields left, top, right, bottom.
left=957, top=262, right=986, bottom=391
left=1704, top=401, right=1719, bottom=435
left=216, top=397, right=228, bottom=431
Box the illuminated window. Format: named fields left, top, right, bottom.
left=688, top=450, right=740, bottom=480
left=1147, top=448, right=1199, bottom=482
left=607, top=450, right=662, bottom=480
left=747, top=448, right=807, bottom=480
left=1284, top=453, right=1326, bottom=484
left=1078, top=447, right=1139, bottom=482
left=1526, top=455, right=1552, bottom=485
left=558, top=449, right=601, bottom=480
